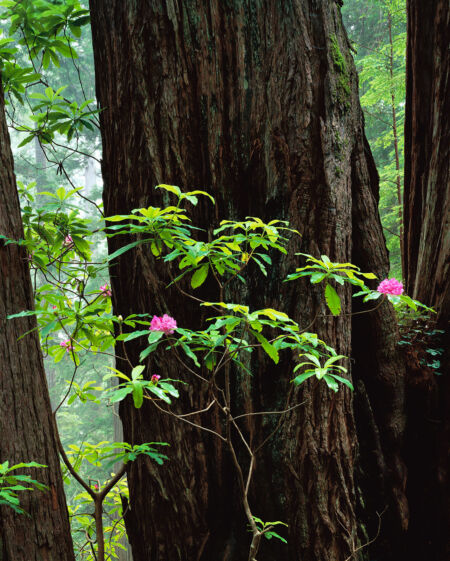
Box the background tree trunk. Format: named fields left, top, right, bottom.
left=403, top=1, right=449, bottom=559
left=0, top=78, right=75, bottom=560
left=90, top=1, right=407, bottom=559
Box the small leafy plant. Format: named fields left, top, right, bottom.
left=0, top=461, right=47, bottom=515
left=251, top=516, right=288, bottom=544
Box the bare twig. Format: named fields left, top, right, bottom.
left=343, top=508, right=386, bottom=561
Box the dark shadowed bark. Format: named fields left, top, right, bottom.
left=0, top=79, right=75, bottom=560
left=90, top=1, right=407, bottom=559
left=404, top=0, right=449, bottom=315
left=403, top=2, right=449, bottom=560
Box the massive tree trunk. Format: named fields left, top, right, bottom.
left=90, top=1, right=406, bottom=559
left=403, top=2, right=449, bottom=559
left=0, top=79, right=75, bottom=560
left=404, top=0, right=449, bottom=313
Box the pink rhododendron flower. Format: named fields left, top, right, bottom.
left=63, top=235, right=73, bottom=247
left=377, top=278, right=403, bottom=296
left=151, top=374, right=161, bottom=383
left=60, top=340, right=74, bottom=352
left=100, top=284, right=112, bottom=297
left=150, top=314, right=177, bottom=335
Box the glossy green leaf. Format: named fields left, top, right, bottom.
left=191, top=264, right=209, bottom=288
left=252, top=331, right=279, bottom=364
left=132, top=383, right=144, bottom=408
left=325, top=284, right=341, bottom=316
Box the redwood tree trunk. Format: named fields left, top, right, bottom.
left=0, top=80, right=75, bottom=560
left=403, top=2, right=449, bottom=559
left=90, top=1, right=407, bottom=559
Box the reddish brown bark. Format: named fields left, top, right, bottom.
left=404, top=1, right=449, bottom=314
left=403, top=2, right=449, bottom=559
left=0, top=79, right=75, bottom=560
left=90, top=1, right=407, bottom=559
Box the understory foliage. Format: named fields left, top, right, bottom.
left=0, top=461, right=47, bottom=515
left=5, top=181, right=425, bottom=560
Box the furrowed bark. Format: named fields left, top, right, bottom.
left=90, top=1, right=407, bottom=559
left=403, top=2, right=449, bottom=559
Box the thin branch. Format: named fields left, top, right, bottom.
left=233, top=398, right=308, bottom=421
left=149, top=397, right=226, bottom=441
left=343, top=508, right=386, bottom=561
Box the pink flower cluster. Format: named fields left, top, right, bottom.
left=151, top=374, right=161, bottom=383
left=63, top=235, right=73, bottom=247
left=377, top=278, right=403, bottom=296
left=100, top=284, right=112, bottom=297
left=60, top=340, right=74, bottom=353
left=150, top=314, right=177, bottom=335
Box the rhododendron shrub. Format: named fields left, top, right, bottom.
left=7, top=184, right=428, bottom=561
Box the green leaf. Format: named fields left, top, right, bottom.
left=151, top=241, right=161, bottom=256
left=293, top=371, right=316, bottom=385
left=107, top=240, right=144, bottom=261
left=72, top=15, right=91, bottom=27
left=252, top=331, right=279, bottom=364
left=104, top=367, right=131, bottom=382
left=363, top=291, right=382, bottom=302
left=148, top=385, right=172, bottom=404
left=183, top=190, right=215, bottom=204
left=132, top=383, right=144, bottom=408
left=17, top=134, right=35, bottom=147
left=41, top=320, right=58, bottom=339
left=54, top=41, right=77, bottom=59
left=131, top=365, right=145, bottom=380
left=42, top=49, right=51, bottom=69
left=191, top=264, right=209, bottom=288
left=264, top=531, right=287, bottom=544
left=9, top=462, right=46, bottom=470
left=53, top=347, right=66, bottom=363
left=148, top=331, right=164, bottom=344
left=139, top=346, right=153, bottom=362
left=155, top=184, right=181, bottom=197
left=69, top=24, right=82, bottom=37
left=7, top=310, right=39, bottom=319
left=323, top=374, right=339, bottom=392
left=310, top=272, right=327, bottom=284
left=330, top=374, right=354, bottom=391
left=109, top=387, right=133, bottom=403
left=180, top=342, right=200, bottom=367
left=117, top=329, right=150, bottom=342
left=158, top=382, right=179, bottom=399
left=325, top=284, right=341, bottom=316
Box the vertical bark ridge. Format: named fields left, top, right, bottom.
left=403, top=2, right=449, bottom=559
